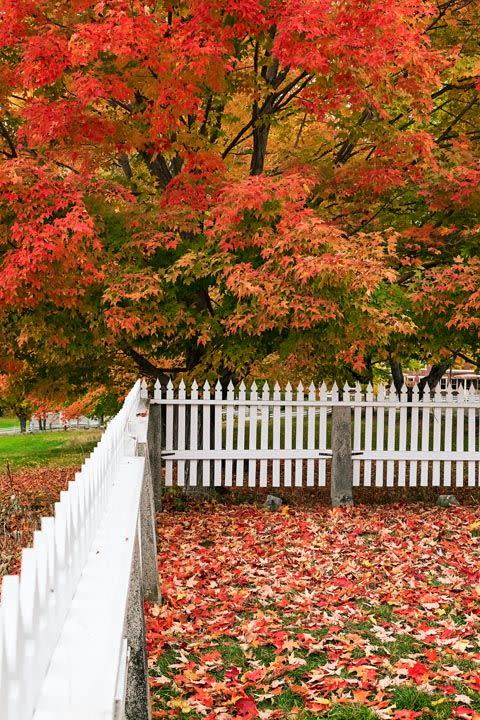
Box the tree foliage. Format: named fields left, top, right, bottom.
left=0, top=0, right=479, bottom=394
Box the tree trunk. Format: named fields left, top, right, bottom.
left=18, top=413, right=28, bottom=433
left=389, top=357, right=404, bottom=396
left=250, top=117, right=271, bottom=175
left=418, top=362, right=450, bottom=398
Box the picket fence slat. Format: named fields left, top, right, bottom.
left=177, top=380, right=186, bottom=486
left=295, top=383, right=304, bottom=487
left=444, top=384, right=453, bottom=487
left=307, top=383, right=316, bottom=487
left=468, top=384, right=476, bottom=486
left=165, top=380, right=174, bottom=487
left=248, top=382, right=258, bottom=488
left=409, top=384, right=419, bottom=486
left=202, top=381, right=211, bottom=487
left=375, top=384, right=385, bottom=486
left=272, top=383, right=281, bottom=487
left=236, top=382, right=246, bottom=486
left=363, top=384, right=373, bottom=487
left=260, top=383, right=270, bottom=487
left=456, top=402, right=464, bottom=487
left=353, top=384, right=362, bottom=487
left=398, top=385, right=408, bottom=487
left=225, top=382, right=235, bottom=487
left=284, top=383, right=293, bottom=487
left=421, top=392, right=430, bottom=487
left=189, top=381, right=199, bottom=486
left=318, top=383, right=328, bottom=487
left=386, top=384, right=396, bottom=487
left=432, top=385, right=442, bottom=487
left=214, top=381, right=223, bottom=487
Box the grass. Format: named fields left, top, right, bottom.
left=0, top=416, right=19, bottom=429
left=295, top=708, right=378, bottom=720
left=393, top=686, right=453, bottom=718
left=0, top=428, right=102, bottom=470
left=327, top=705, right=378, bottom=720
left=274, top=688, right=305, bottom=712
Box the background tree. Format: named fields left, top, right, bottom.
left=0, top=369, right=36, bottom=432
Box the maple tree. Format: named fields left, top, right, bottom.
left=0, top=0, right=478, bottom=391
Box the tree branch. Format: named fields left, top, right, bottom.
left=445, top=348, right=479, bottom=368
left=436, top=96, right=478, bottom=144
left=123, top=346, right=186, bottom=381
left=0, top=119, right=17, bottom=158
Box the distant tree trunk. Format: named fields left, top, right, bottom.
left=389, top=357, right=451, bottom=400
left=17, top=412, right=28, bottom=433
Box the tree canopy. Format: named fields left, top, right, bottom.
left=0, top=0, right=479, bottom=403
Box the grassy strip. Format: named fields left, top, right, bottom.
left=0, top=416, right=18, bottom=429
left=0, top=429, right=102, bottom=470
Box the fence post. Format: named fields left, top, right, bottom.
left=136, top=442, right=161, bottom=602
left=331, top=406, right=354, bottom=507
left=147, top=401, right=163, bottom=511
left=125, top=532, right=152, bottom=720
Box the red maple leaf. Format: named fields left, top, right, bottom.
left=235, top=697, right=259, bottom=718
left=407, top=661, right=430, bottom=683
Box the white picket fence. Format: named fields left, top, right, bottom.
left=156, top=379, right=480, bottom=489
left=0, top=380, right=157, bottom=720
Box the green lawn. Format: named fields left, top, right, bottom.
left=0, top=429, right=102, bottom=470
left=0, top=416, right=19, bottom=430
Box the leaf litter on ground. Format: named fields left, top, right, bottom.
left=146, top=503, right=480, bottom=720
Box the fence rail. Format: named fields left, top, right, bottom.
left=0, top=380, right=159, bottom=720
left=155, top=379, right=480, bottom=489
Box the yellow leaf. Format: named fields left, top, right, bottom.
left=168, top=698, right=193, bottom=713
